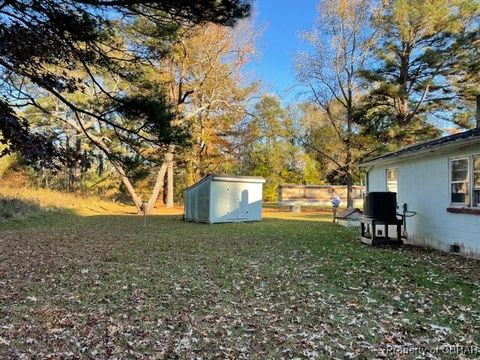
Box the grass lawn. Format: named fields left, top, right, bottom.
left=0, top=195, right=479, bottom=358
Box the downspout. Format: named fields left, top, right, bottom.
left=364, top=166, right=373, bottom=194
left=476, top=95, right=480, bottom=128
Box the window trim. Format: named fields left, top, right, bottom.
left=449, top=155, right=480, bottom=208
left=472, top=155, right=480, bottom=208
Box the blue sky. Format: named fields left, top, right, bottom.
left=251, top=0, right=318, bottom=103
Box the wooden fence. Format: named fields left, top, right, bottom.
left=278, top=184, right=365, bottom=208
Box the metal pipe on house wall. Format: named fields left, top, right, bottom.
left=476, top=95, right=480, bottom=128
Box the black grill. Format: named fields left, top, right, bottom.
left=364, top=192, right=397, bottom=220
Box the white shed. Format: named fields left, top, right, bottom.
left=184, top=175, right=266, bottom=223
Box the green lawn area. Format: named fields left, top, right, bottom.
left=1, top=209, right=479, bottom=359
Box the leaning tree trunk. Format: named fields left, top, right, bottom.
left=117, top=167, right=143, bottom=213
left=118, top=162, right=172, bottom=215
left=119, top=162, right=175, bottom=215
left=68, top=117, right=171, bottom=215
left=144, top=163, right=168, bottom=215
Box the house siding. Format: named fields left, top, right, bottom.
left=366, top=144, right=480, bottom=259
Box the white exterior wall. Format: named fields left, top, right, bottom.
left=366, top=144, right=480, bottom=258
left=184, top=178, right=210, bottom=222
left=210, top=180, right=263, bottom=223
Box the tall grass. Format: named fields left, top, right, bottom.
left=0, top=185, right=134, bottom=217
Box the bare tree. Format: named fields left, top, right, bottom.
left=296, top=0, right=379, bottom=207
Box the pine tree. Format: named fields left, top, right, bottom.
left=360, top=0, right=480, bottom=142
left=0, top=0, right=251, bottom=167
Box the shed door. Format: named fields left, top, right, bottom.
left=238, top=184, right=249, bottom=219
left=225, top=183, right=248, bottom=220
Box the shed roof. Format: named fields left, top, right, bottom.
left=184, top=174, right=265, bottom=192
left=336, top=207, right=363, bottom=220
left=359, top=128, right=480, bottom=167
left=210, top=174, right=266, bottom=183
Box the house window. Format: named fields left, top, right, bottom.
left=451, top=158, right=469, bottom=205
left=473, top=156, right=480, bottom=207
left=450, top=156, right=480, bottom=207
left=386, top=168, right=398, bottom=193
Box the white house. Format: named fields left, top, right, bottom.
left=184, top=174, right=265, bottom=223
left=359, top=123, right=480, bottom=259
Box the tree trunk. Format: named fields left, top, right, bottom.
left=397, top=47, right=411, bottom=128
left=114, top=151, right=174, bottom=215
left=117, top=166, right=143, bottom=213
left=165, top=151, right=174, bottom=208
left=346, top=170, right=354, bottom=208
left=345, top=136, right=354, bottom=208
left=145, top=163, right=168, bottom=214
left=74, top=130, right=82, bottom=190
left=97, top=154, right=104, bottom=176
left=67, top=115, right=169, bottom=215
left=346, top=99, right=354, bottom=208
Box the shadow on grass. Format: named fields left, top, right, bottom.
left=2, top=207, right=479, bottom=301
left=0, top=197, right=83, bottom=231
left=0, top=197, right=42, bottom=220
left=4, top=203, right=477, bottom=275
